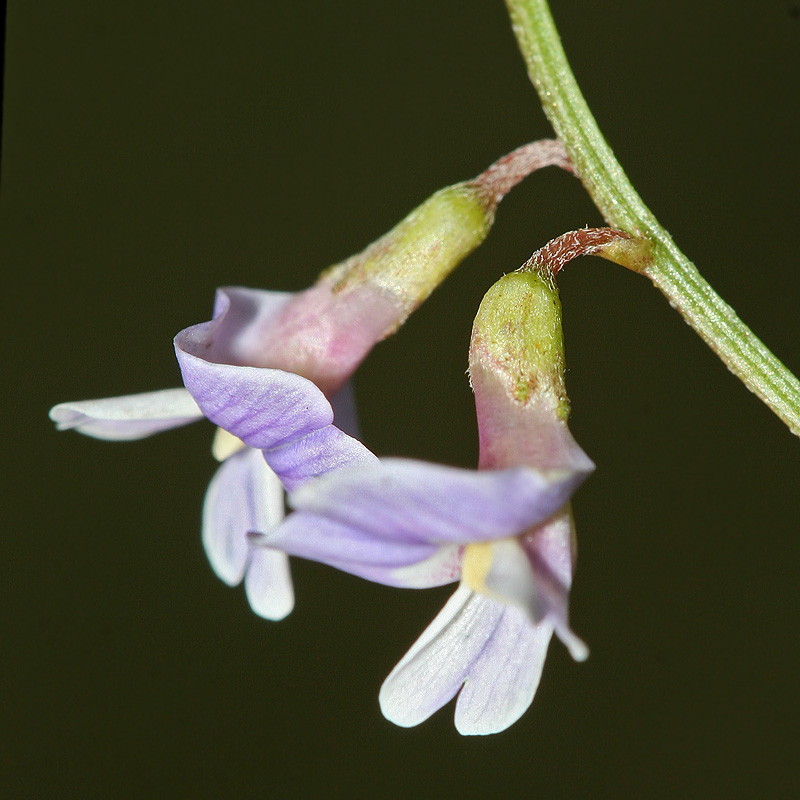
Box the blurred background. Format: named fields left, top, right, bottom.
left=3, top=1, right=799, bottom=796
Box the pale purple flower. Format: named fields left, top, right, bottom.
left=50, top=286, right=374, bottom=620
left=253, top=268, right=590, bottom=733
left=173, top=287, right=378, bottom=492
left=263, top=423, right=591, bottom=733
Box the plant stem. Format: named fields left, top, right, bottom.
left=505, top=0, right=800, bottom=436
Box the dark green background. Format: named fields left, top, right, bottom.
left=4, top=1, right=800, bottom=796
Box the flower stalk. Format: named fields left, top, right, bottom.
left=504, top=0, right=800, bottom=436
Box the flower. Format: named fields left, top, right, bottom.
left=254, top=267, right=593, bottom=733
left=51, top=141, right=572, bottom=620
left=173, top=287, right=377, bottom=491
left=49, top=285, right=378, bottom=621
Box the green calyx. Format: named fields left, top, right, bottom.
left=324, top=182, right=492, bottom=328
left=470, top=269, right=569, bottom=418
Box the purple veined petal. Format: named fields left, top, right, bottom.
left=263, top=535, right=462, bottom=589
left=174, top=344, right=334, bottom=451
left=328, top=381, right=359, bottom=439
left=289, top=458, right=589, bottom=546
left=244, top=547, right=294, bottom=621
left=522, top=505, right=575, bottom=588
left=454, top=603, right=554, bottom=736
left=202, top=447, right=285, bottom=586
left=49, top=388, right=203, bottom=441
left=206, top=283, right=397, bottom=396
left=175, top=283, right=335, bottom=450
left=379, top=585, right=503, bottom=728
left=263, top=424, right=379, bottom=491
left=256, top=511, right=438, bottom=575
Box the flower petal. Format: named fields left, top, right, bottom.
left=454, top=604, right=553, bottom=735
left=389, top=544, right=463, bottom=588
left=256, top=511, right=461, bottom=588
left=257, top=512, right=439, bottom=575
left=175, top=285, right=335, bottom=450
left=174, top=350, right=333, bottom=451
left=176, top=285, right=378, bottom=488
left=49, top=388, right=203, bottom=441
left=289, top=458, right=588, bottom=545
left=467, top=512, right=587, bottom=661
left=244, top=547, right=294, bottom=621
left=208, top=287, right=294, bottom=365
left=316, top=548, right=463, bottom=589
left=379, top=586, right=502, bottom=728
left=263, top=425, right=379, bottom=490
left=519, top=510, right=588, bottom=661
left=381, top=586, right=557, bottom=734
left=202, top=447, right=285, bottom=586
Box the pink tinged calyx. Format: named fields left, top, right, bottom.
left=468, top=227, right=649, bottom=471
left=469, top=268, right=589, bottom=472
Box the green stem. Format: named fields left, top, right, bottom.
left=505, top=0, right=800, bottom=436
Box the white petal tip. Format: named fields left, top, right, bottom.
left=454, top=720, right=507, bottom=736
left=48, top=405, right=76, bottom=427
left=212, top=571, right=244, bottom=589
left=380, top=713, right=419, bottom=730
left=249, top=599, right=294, bottom=621
left=244, top=558, right=295, bottom=622
left=378, top=696, right=428, bottom=729
left=561, top=630, right=589, bottom=662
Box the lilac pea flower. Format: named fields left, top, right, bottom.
left=173, top=287, right=378, bottom=493
left=255, top=268, right=591, bottom=734
left=274, top=427, right=591, bottom=734
left=49, top=287, right=366, bottom=621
